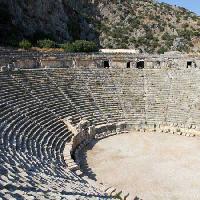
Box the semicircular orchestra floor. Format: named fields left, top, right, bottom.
left=82, top=132, right=200, bottom=200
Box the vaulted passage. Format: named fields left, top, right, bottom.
left=103, top=60, right=110, bottom=68
left=187, top=61, right=192, bottom=68
left=127, top=61, right=131, bottom=68
left=136, top=61, right=144, bottom=69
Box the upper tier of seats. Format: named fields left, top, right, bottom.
left=0, top=71, right=113, bottom=200
left=1, top=66, right=200, bottom=199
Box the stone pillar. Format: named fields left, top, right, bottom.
left=88, top=125, right=96, bottom=138
left=116, top=122, right=127, bottom=133
left=62, top=117, right=78, bottom=135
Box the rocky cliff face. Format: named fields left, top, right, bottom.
left=0, top=0, right=200, bottom=53
left=0, top=0, right=96, bottom=44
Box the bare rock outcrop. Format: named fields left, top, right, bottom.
left=0, top=0, right=96, bottom=43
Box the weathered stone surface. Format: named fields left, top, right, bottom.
left=0, top=0, right=96, bottom=42
left=1, top=52, right=200, bottom=200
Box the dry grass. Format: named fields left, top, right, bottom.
left=16, top=47, right=64, bottom=53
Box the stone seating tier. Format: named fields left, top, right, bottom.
left=1, top=67, right=200, bottom=199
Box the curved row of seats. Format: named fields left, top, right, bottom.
left=0, top=72, right=112, bottom=199
left=1, top=66, right=200, bottom=199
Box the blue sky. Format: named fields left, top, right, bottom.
left=158, top=0, right=200, bottom=15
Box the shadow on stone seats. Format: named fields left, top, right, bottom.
left=78, top=140, right=98, bottom=181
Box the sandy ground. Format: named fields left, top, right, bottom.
left=84, top=132, right=200, bottom=200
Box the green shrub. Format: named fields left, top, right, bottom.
left=19, top=39, right=32, bottom=49
left=37, top=39, right=56, bottom=48
left=110, top=30, right=122, bottom=39
left=127, top=17, right=140, bottom=28
left=177, top=29, right=193, bottom=40
left=61, top=43, right=75, bottom=52
left=129, top=36, right=136, bottom=43
left=162, top=32, right=174, bottom=41
left=157, top=46, right=168, bottom=54
left=193, top=30, right=200, bottom=37
left=62, top=40, right=98, bottom=53
left=74, top=40, right=98, bottom=52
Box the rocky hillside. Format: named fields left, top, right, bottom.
left=1, top=0, right=200, bottom=53
left=90, top=0, right=200, bottom=53
left=0, top=0, right=97, bottom=45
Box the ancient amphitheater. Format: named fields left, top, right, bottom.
left=1, top=48, right=200, bottom=200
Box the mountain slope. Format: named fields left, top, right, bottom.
left=89, top=0, right=200, bottom=53
left=0, top=0, right=97, bottom=45
left=0, top=0, right=200, bottom=53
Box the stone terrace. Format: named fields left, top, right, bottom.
left=1, top=50, right=200, bottom=199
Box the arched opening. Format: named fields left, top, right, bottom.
left=187, top=61, right=192, bottom=68
left=156, top=61, right=161, bottom=66
left=136, top=61, right=144, bottom=69
left=103, top=60, right=110, bottom=68
left=127, top=61, right=131, bottom=68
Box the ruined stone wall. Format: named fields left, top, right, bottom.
left=1, top=50, right=200, bottom=133
left=1, top=50, right=200, bottom=70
